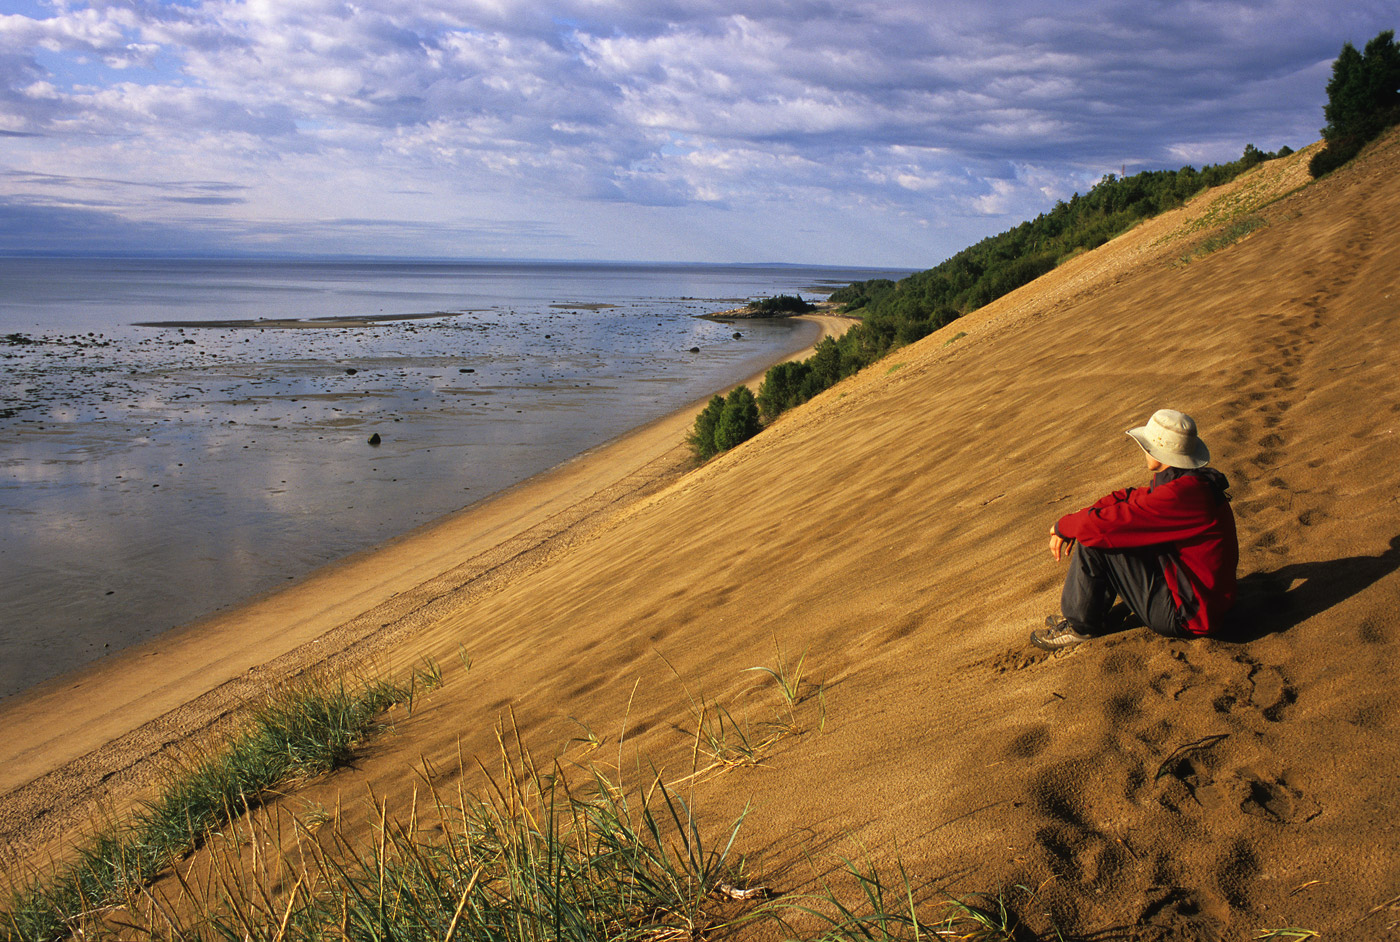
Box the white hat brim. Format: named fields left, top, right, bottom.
left=1126, top=426, right=1211, bottom=469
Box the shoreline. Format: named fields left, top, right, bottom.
left=0, top=312, right=853, bottom=869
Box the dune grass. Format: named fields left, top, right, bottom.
left=780, top=856, right=1062, bottom=942
left=8, top=718, right=766, bottom=941
left=1180, top=216, right=1269, bottom=263
left=4, top=652, right=1075, bottom=941
left=12, top=731, right=1064, bottom=942
left=1, top=668, right=437, bottom=942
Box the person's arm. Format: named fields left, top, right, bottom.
left=1048, top=487, right=1133, bottom=560
left=1058, top=477, right=1217, bottom=549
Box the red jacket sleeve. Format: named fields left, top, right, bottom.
left=1056, top=476, right=1219, bottom=549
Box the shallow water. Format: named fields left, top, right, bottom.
left=0, top=258, right=908, bottom=699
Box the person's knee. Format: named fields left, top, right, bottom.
left=1144, top=608, right=1190, bottom=639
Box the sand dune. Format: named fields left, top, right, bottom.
left=4, top=133, right=1400, bottom=940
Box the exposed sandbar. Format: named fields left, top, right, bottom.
left=132, top=311, right=474, bottom=328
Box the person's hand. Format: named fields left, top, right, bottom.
left=1049, top=527, right=1075, bottom=562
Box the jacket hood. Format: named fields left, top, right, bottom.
left=1154, top=465, right=1231, bottom=502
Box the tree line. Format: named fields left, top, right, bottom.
left=690, top=27, right=1397, bottom=460
left=690, top=145, right=1287, bottom=459
left=744, top=144, right=1289, bottom=433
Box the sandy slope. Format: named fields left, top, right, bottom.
left=6, top=134, right=1400, bottom=940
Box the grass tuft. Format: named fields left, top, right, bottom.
left=1180, top=216, right=1268, bottom=263
left=2, top=673, right=414, bottom=942
left=778, top=857, right=1063, bottom=942
left=745, top=640, right=826, bottom=734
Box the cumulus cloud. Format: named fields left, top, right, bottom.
left=0, top=0, right=1393, bottom=264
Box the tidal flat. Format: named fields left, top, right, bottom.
left=0, top=259, right=911, bottom=699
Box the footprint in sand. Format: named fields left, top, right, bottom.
left=1237, top=770, right=1321, bottom=823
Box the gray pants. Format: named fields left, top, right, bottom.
left=1062, top=543, right=1190, bottom=638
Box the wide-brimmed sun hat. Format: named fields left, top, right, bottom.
left=1126, top=409, right=1211, bottom=469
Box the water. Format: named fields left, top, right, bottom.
left=0, top=257, right=908, bottom=699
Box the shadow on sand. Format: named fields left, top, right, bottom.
left=1219, top=534, right=1400, bottom=643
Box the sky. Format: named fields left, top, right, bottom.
left=0, top=0, right=1394, bottom=267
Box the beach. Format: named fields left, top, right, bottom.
left=4, top=135, right=1400, bottom=940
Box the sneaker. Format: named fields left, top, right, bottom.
left=1030, top=618, right=1091, bottom=651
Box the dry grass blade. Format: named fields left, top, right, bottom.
left=440, top=865, right=484, bottom=942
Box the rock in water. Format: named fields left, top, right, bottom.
left=368, top=433, right=381, bottom=446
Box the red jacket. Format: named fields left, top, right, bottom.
left=1055, top=468, right=1238, bottom=636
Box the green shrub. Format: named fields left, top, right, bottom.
left=688, top=394, right=726, bottom=461
left=757, top=360, right=808, bottom=421
left=714, top=386, right=761, bottom=452
left=688, top=387, right=761, bottom=460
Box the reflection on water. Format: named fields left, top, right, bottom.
left=1, top=263, right=887, bottom=699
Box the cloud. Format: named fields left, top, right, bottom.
left=0, top=0, right=1394, bottom=265
left=163, top=195, right=244, bottom=205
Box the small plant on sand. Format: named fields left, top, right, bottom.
left=659, top=648, right=825, bottom=783
left=405, top=655, right=445, bottom=713
left=685, top=695, right=767, bottom=770
left=781, top=856, right=1063, bottom=942
left=745, top=641, right=825, bottom=734
left=567, top=715, right=605, bottom=752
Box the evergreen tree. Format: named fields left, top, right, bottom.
left=1323, top=43, right=1369, bottom=141
left=1311, top=30, right=1400, bottom=177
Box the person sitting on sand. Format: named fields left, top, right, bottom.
left=1031, top=409, right=1238, bottom=650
